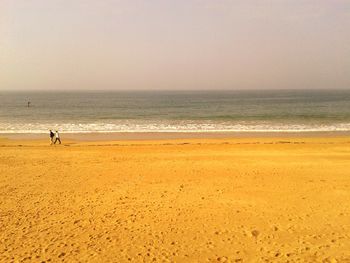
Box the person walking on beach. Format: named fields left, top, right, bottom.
left=49, top=130, right=55, bottom=145
left=54, top=130, right=61, bottom=144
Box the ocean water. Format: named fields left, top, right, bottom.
left=1, top=90, right=350, bottom=133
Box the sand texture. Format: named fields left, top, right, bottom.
left=0, top=137, right=350, bottom=262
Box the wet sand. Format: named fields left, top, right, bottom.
left=0, top=136, right=350, bottom=262
left=2, top=131, right=350, bottom=141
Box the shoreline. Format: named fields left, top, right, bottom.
left=1, top=131, right=350, bottom=141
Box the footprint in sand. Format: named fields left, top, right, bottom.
left=251, top=230, right=259, bottom=238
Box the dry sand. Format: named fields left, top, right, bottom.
left=0, top=136, right=350, bottom=262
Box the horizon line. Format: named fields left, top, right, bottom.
left=1, top=88, right=350, bottom=93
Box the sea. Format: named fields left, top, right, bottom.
left=1, top=90, right=350, bottom=133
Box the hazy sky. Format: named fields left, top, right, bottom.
left=1, top=0, right=349, bottom=91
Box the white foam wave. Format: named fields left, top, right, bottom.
left=1, top=121, right=350, bottom=133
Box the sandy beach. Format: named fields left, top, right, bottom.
left=1, top=136, right=350, bottom=262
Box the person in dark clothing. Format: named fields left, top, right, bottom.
left=49, top=130, right=55, bottom=145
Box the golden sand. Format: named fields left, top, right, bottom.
left=0, top=137, right=350, bottom=262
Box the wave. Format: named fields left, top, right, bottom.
left=1, top=121, right=350, bottom=133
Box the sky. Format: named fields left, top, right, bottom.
left=0, top=0, right=349, bottom=91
